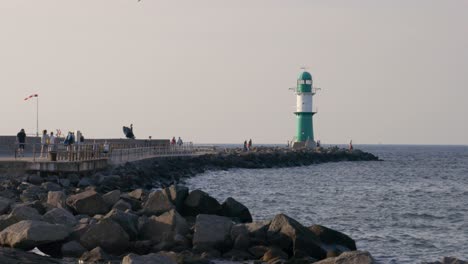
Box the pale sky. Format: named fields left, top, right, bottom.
left=0, top=0, right=467, bottom=145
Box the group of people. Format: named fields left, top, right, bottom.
left=243, top=139, right=253, bottom=151
left=170, top=137, right=184, bottom=146
left=16, top=128, right=86, bottom=158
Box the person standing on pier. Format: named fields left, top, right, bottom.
left=177, top=137, right=183, bottom=146
left=48, top=131, right=56, bottom=152
left=16, top=129, right=26, bottom=157
left=248, top=139, right=252, bottom=151
left=349, top=140, right=354, bottom=151
left=40, top=130, right=49, bottom=158
left=243, top=140, right=247, bottom=152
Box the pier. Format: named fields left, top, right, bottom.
left=0, top=137, right=216, bottom=175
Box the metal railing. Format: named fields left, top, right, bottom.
left=1, top=142, right=218, bottom=164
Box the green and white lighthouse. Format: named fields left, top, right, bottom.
left=292, top=70, right=317, bottom=148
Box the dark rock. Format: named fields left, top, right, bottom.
left=79, top=246, right=110, bottom=264
left=184, top=190, right=222, bottom=217
left=120, top=194, right=142, bottom=211
left=77, top=177, right=92, bottom=188
left=261, top=247, right=289, bottom=262
left=41, top=182, right=62, bottom=192
left=27, top=174, right=43, bottom=185
left=223, top=249, right=253, bottom=261
left=47, top=191, right=67, bottom=209
left=267, top=214, right=326, bottom=260
left=113, top=199, right=133, bottom=211
left=313, top=250, right=375, bottom=264
left=234, top=233, right=250, bottom=250
left=221, top=197, right=252, bottom=223
left=422, top=257, right=468, bottom=264
left=59, top=178, right=70, bottom=187
left=0, top=220, right=71, bottom=250
left=122, top=252, right=178, bottom=264
left=0, top=197, right=12, bottom=214
left=80, top=218, right=130, bottom=254
left=103, top=208, right=139, bottom=240
left=61, top=240, right=87, bottom=257
left=165, top=184, right=189, bottom=212
left=43, top=208, right=77, bottom=227
left=102, top=190, right=121, bottom=207
left=193, top=214, right=233, bottom=252
left=66, top=189, right=109, bottom=216
left=129, top=240, right=153, bottom=255
left=142, top=190, right=175, bottom=216
left=0, top=247, right=61, bottom=264
left=139, top=209, right=189, bottom=243
left=20, top=185, right=46, bottom=202
left=309, top=224, right=356, bottom=251
left=248, top=245, right=269, bottom=259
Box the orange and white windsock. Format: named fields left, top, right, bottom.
left=24, top=94, right=38, bottom=101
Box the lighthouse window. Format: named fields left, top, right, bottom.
left=298, top=80, right=305, bottom=85
left=306, top=80, right=312, bottom=84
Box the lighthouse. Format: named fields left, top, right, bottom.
left=292, top=70, right=317, bottom=148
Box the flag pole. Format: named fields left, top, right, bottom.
left=36, top=96, right=39, bottom=137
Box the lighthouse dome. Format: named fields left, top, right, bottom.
left=298, top=71, right=312, bottom=80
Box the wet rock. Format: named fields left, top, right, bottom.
left=193, top=214, right=233, bottom=252
left=77, top=177, right=92, bottom=188
left=80, top=218, right=130, bottom=254
left=43, top=208, right=77, bottom=227
left=267, top=214, right=325, bottom=260
left=47, top=191, right=67, bottom=209
left=103, top=208, right=139, bottom=240
left=20, top=185, right=46, bottom=202
left=221, top=197, right=252, bottom=223
left=102, top=190, right=121, bottom=207
left=309, top=224, right=356, bottom=251
left=139, top=209, right=189, bottom=243
left=142, top=190, right=175, bottom=216
left=184, top=190, right=222, bottom=217
left=61, top=240, right=87, bottom=257
left=79, top=246, right=110, bottom=263
left=0, top=220, right=71, bottom=250
left=313, top=250, right=375, bottom=264
left=66, top=189, right=109, bottom=216
left=122, top=252, right=178, bottom=264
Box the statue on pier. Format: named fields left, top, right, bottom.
left=123, top=124, right=135, bottom=139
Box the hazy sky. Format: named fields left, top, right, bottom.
left=0, top=0, right=467, bottom=145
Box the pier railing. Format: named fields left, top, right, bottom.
left=1, top=142, right=217, bottom=164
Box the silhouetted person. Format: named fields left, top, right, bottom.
left=16, top=129, right=26, bottom=157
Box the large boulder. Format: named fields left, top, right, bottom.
left=43, top=208, right=77, bottom=227
left=164, top=185, right=188, bottom=212
left=103, top=209, right=139, bottom=240
left=66, top=190, right=109, bottom=216
left=139, top=209, right=189, bottom=243
left=122, top=252, right=178, bottom=264
left=221, top=197, right=252, bottom=223
left=61, top=240, right=87, bottom=257
left=309, top=225, right=356, bottom=251
left=0, top=197, right=12, bottom=214
left=47, top=191, right=67, bottom=209
left=193, top=214, right=233, bottom=252
left=231, top=220, right=271, bottom=242
left=142, top=190, right=175, bottom=216
left=0, top=206, right=42, bottom=231
left=0, top=247, right=61, bottom=264
left=314, top=250, right=375, bottom=264
left=80, top=218, right=130, bottom=254
left=102, top=190, right=121, bottom=207
left=0, top=220, right=71, bottom=250
left=79, top=246, right=110, bottom=263
left=183, top=190, right=222, bottom=216
left=267, top=214, right=326, bottom=260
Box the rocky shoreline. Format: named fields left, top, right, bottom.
left=0, top=147, right=464, bottom=264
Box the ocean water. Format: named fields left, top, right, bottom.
left=185, top=145, right=468, bottom=263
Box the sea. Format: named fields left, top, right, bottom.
left=185, top=145, right=468, bottom=263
